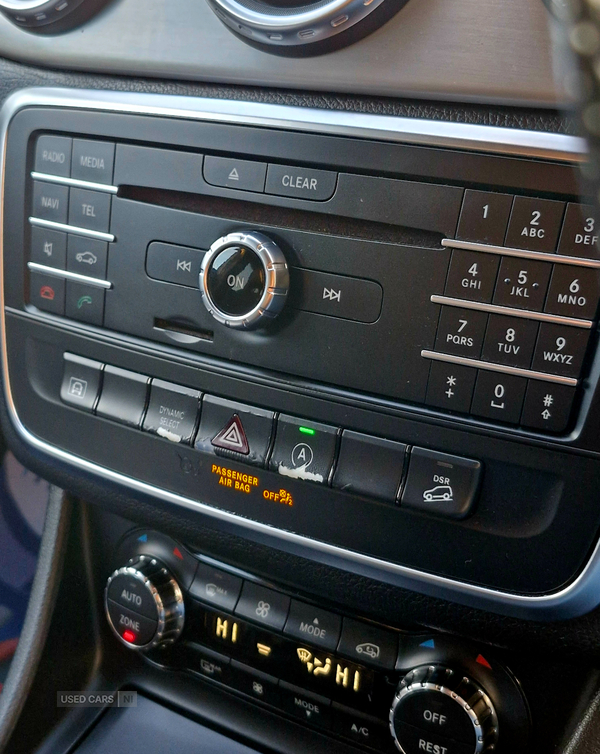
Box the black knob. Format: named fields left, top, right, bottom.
left=390, top=665, right=499, bottom=754
left=200, top=231, right=289, bottom=329
left=104, top=555, right=184, bottom=650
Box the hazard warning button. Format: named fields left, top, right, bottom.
left=194, top=395, right=275, bottom=467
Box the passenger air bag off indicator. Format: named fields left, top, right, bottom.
left=211, top=464, right=259, bottom=494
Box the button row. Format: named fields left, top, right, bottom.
left=60, top=354, right=481, bottom=518
left=30, top=270, right=106, bottom=326
left=425, top=359, right=576, bottom=432
left=456, top=189, right=600, bottom=258
left=32, top=180, right=112, bottom=233
left=445, top=248, right=600, bottom=319
left=35, top=135, right=115, bottom=185
left=435, top=305, right=590, bottom=378
left=203, top=154, right=337, bottom=202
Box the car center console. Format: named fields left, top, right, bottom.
left=3, top=87, right=600, bottom=627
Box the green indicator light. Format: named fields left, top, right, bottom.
left=299, top=426, right=316, bottom=436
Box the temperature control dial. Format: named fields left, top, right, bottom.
left=200, top=231, right=289, bottom=329
left=390, top=665, right=499, bottom=754
left=104, top=555, right=184, bottom=650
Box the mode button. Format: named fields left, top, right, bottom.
left=266, top=164, right=337, bottom=201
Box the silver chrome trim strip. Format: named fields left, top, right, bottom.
left=1, top=88, right=598, bottom=621
left=29, top=216, right=115, bottom=242
left=27, top=262, right=112, bottom=289
left=442, top=238, right=600, bottom=268
left=421, top=350, right=578, bottom=386
left=31, top=171, right=118, bottom=194
left=430, top=295, right=593, bottom=329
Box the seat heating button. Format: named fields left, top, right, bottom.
left=544, top=265, right=600, bottom=320
left=35, top=135, right=72, bottom=177
left=444, top=250, right=501, bottom=303
left=235, top=582, right=290, bottom=631
left=505, top=196, right=565, bottom=252
left=283, top=600, right=342, bottom=651
left=71, top=139, right=116, bottom=185
left=558, top=203, right=600, bottom=258
left=434, top=306, right=488, bottom=359
left=142, top=379, right=201, bottom=445
left=194, top=395, right=274, bottom=466
left=492, top=256, right=552, bottom=311
left=401, top=447, right=482, bottom=519
left=456, top=190, right=513, bottom=246
left=337, top=617, right=398, bottom=670
left=531, top=323, right=590, bottom=379
left=332, top=431, right=406, bottom=502
left=471, top=371, right=527, bottom=424
left=31, top=226, right=67, bottom=269
left=189, top=562, right=243, bottom=611
left=269, top=415, right=338, bottom=484
left=32, top=181, right=69, bottom=224
left=520, top=380, right=576, bottom=433
left=96, top=365, right=149, bottom=427
left=60, top=353, right=102, bottom=412
left=425, top=362, right=477, bottom=414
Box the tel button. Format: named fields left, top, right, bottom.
left=401, top=448, right=482, bottom=519
left=265, top=163, right=337, bottom=201
left=283, top=600, right=342, bottom=651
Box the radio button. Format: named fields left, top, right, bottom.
left=142, top=379, right=201, bottom=445
left=265, top=164, right=337, bottom=201
left=71, top=139, right=115, bottom=185
left=278, top=681, right=332, bottom=728
left=284, top=600, right=342, bottom=651
left=505, top=196, right=565, bottom=252
left=60, top=353, right=102, bottom=412
left=401, top=448, right=481, bottom=519
left=544, top=265, right=600, bottom=320
left=32, top=181, right=69, bottom=224
left=67, top=235, right=108, bottom=279
left=189, top=562, right=242, bottom=611
left=481, top=314, right=539, bottom=369
left=434, top=306, right=488, bottom=359
left=235, top=582, right=290, bottom=631
left=194, top=395, right=274, bottom=466
left=35, top=135, right=72, bottom=178
left=531, top=323, right=589, bottom=378
left=66, top=281, right=105, bottom=326
left=520, top=381, right=576, bottom=433
left=332, top=431, right=406, bottom=503
left=558, top=203, right=600, bottom=258
left=96, top=365, right=149, bottom=428
left=30, top=271, right=65, bottom=315
left=471, top=371, right=527, bottom=424
left=337, top=618, right=398, bottom=670
left=444, top=250, right=500, bottom=303
left=456, top=190, right=513, bottom=246
left=31, top=226, right=67, bottom=269
left=492, top=256, right=552, bottom=311
left=290, top=268, right=382, bottom=323
left=269, top=415, right=338, bottom=484
left=425, top=362, right=477, bottom=414
left=204, top=155, right=267, bottom=193
left=68, top=187, right=111, bottom=232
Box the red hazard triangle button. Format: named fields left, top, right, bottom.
left=211, top=414, right=250, bottom=455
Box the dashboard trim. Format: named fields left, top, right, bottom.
left=2, top=87, right=599, bottom=622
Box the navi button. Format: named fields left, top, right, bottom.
left=194, top=395, right=274, bottom=466
left=269, top=415, right=338, bottom=484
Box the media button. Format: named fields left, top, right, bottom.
left=434, top=306, right=488, bottom=359
left=35, top=135, right=72, bottom=177
left=30, top=226, right=67, bottom=269
left=337, top=617, right=398, bottom=670
left=265, top=164, right=337, bottom=201
left=284, top=600, right=342, bottom=651
left=204, top=155, right=267, bottom=193
left=189, top=562, right=243, bottom=612
left=71, top=139, right=115, bottom=185
left=32, top=181, right=69, bottom=224
left=269, top=415, right=338, bottom=484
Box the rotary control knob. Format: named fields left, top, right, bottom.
left=199, top=231, right=289, bottom=329
left=390, top=665, right=499, bottom=754
left=104, top=555, right=185, bottom=650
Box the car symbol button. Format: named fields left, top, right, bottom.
left=401, top=448, right=482, bottom=519
left=337, top=617, right=398, bottom=670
